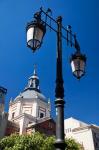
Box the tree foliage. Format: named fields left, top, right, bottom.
left=65, top=138, right=84, bottom=150
left=0, top=132, right=83, bottom=150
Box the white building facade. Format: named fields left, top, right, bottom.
left=64, top=117, right=99, bottom=150
left=8, top=68, right=51, bottom=134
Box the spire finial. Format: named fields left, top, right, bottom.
left=33, top=64, right=37, bottom=75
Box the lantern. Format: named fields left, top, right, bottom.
left=26, top=19, right=46, bottom=52
left=70, top=52, right=86, bottom=79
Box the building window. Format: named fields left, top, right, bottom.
left=12, top=112, right=15, bottom=119
left=40, top=113, right=44, bottom=118
left=49, top=122, right=53, bottom=128
left=65, top=128, right=72, bottom=133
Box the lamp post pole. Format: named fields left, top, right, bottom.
left=55, top=16, right=65, bottom=150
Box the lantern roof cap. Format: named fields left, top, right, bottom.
left=70, top=51, right=86, bottom=62
left=26, top=19, right=46, bottom=33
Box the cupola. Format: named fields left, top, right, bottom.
left=25, top=66, right=40, bottom=92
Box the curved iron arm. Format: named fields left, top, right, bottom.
left=33, top=7, right=81, bottom=51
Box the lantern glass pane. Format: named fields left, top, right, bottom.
left=71, top=60, right=75, bottom=72
left=78, top=70, right=83, bottom=77
left=71, top=59, right=79, bottom=73
left=80, top=60, right=85, bottom=72
left=27, top=27, right=34, bottom=42
left=34, top=27, right=43, bottom=42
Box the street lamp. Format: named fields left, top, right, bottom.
left=26, top=7, right=86, bottom=150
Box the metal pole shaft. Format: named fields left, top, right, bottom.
left=54, top=16, right=65, bottom=150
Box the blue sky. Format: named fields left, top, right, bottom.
left=0, top=0, right=99, bottom=125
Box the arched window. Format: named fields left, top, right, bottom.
left=12, top=112, right=15, bottom=119
left=40, top=113, right=44, bottom=118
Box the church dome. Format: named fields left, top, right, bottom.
left=19, top=90, right=47, bottom=102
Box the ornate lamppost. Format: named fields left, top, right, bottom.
left=26, top=7, right=86, bottom=150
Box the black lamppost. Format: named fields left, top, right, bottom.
left=26, top=7, right=86, bottom=150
